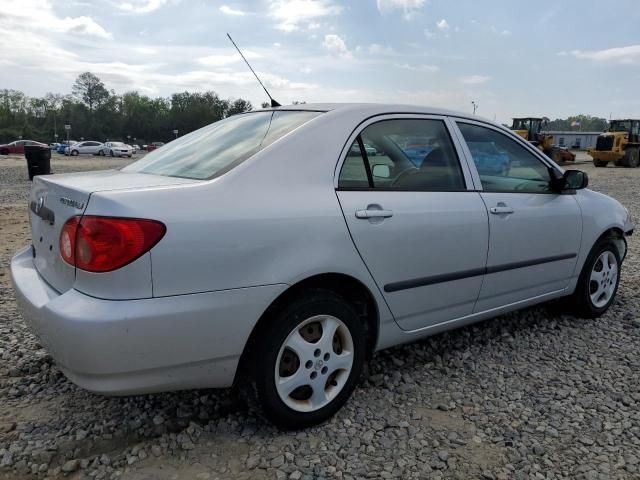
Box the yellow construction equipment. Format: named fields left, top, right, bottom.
left=588, top=119, right=640, bottom=168
left=511, top=117, right=576, bottom=163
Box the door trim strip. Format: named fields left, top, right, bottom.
left=383, top=253, right=577, bottom=293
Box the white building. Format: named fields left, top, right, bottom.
left=545, top=131, right=601, bottom=150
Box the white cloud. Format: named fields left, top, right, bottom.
left=269, top=0, right=342, bottom=32
left=436, top=19, right=449, bottom=31
left=459, top=75, right=491, bottom=85
left=219, top=5, right=247, bottom=16
left=376, top=0, right=425, bottom=18
left=197, top=50, right=260, bottom=67
left=368, top=44, right=394, bottom=55
left=118, top=0, right=170, bottom=14
left=500, top=29, right=511, bottom=36
left=1, top=0, right=111, bottom=39
left=396, top=63, right=439, bottom=73
left=62, top=16, right=112, bottom=39
left=570, top=45, right=640, bottom=64
left=322, top=34, right=352, bottom=59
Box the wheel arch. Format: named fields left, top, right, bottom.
left=595, top=227, right=627, bottom=261
left=235, top=272, right=380, bottom=384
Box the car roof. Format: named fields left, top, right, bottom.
left=257, top=103, right=493, bottom=124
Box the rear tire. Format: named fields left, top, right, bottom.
left=564, top=238, right=621, bottom=318
left=0, top=149, right=8, bottom=155
left=238, top=289, right=366, bottom=429
left=593, top=159, right=608, bottom=167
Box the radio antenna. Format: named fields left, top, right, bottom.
left=227, top=33, right=281, bottom=108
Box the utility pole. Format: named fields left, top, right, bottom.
left=471, top=101, right=478, bottom=115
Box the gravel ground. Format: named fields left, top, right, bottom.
left=1, top=152, right=639, bottom=480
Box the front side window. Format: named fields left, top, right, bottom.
left=338, top=118, right=465, bottom=191
left=124, top=110, right=322, bottom=179
left=458, top=122, right=551, bottom=193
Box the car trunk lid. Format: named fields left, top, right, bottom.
left=29, top=170, right=198, bottom=293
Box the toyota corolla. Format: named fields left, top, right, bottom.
left=11, top=104, right=633, bottom=429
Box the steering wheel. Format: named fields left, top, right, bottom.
left=391, top=167, right=419, bottom=188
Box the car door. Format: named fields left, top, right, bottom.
left=453, top=120, right=582, bottom=312
left=336, top=115, right=489, bottom=331
left=15, top=141, right=25, bottom=154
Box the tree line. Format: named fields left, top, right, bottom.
left=0, top=72, right=255, bottom=145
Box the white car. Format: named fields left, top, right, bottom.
left=99, top=142, right=134, bottom=157
left=65, top=141, right=103, bottom=156
left=11, top=104, right=633, bottom=428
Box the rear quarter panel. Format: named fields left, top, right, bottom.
left=84, top=109, right=396, bottom=342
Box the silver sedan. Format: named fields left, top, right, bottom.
left=11, top=104, right=633, bottom=428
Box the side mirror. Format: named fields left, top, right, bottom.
left=550, top=168, right=588, bottom=192
left=371, top=164, right=391, bottom=179
left=563, top=170, right=589, bottom=190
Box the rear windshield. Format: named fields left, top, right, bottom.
left=123, top=110, right=322, bottom=179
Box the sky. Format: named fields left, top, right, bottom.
left=1, top=0, right=640, bottom=124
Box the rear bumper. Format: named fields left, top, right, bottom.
left=10, top=246, right=286, bottom=395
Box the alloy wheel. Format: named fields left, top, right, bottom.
left=589, top=251, right=618, bottom=308
left=275, top=315, right=354, bottom=413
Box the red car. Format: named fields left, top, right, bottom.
left=146, top=141, right=165, bottom=152
left=0, top=140, right=47, bottom=155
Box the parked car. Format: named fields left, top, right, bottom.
left=146, top=142, right=164, bottom=152
left=11, top=104, right=633, bottom=429
left=65, top=141, right=104, bottom=156
left=56, top=141, right=77, bottom=154
left=99, top=142, right=134, bottom=157
left=0, top=140, right=47, bottom=155
left=402, top=144, right=434, bottom=166
left=132, top=144, right=140, bottom=154
left=466, top=141, right=511, bottom=175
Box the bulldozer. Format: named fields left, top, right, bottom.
left=511, top=117, right=576, bottom=163
left=588, top=119, right=640, bottom=168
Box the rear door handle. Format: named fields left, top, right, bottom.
left=355, top=209, right=394, bottom=219
left=490, top=205, right=514, bottom=215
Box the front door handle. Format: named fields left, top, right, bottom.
left=355, top=209, right=394, bottom=219
left=490, top=203, right=514, bottom=215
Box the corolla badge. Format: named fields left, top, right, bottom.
left=59, top=197, right=85, bottom=209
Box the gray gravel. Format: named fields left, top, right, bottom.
left=1, top=153, right=639, bottom=479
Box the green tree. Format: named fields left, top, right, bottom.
left=227, top=98, right=253, bottom=116
left=72, top=72, right=110, bottom=112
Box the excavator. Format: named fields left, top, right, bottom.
left=588, top=119, right=640, bottom=168
left=511, top=117, right=576, bottom=163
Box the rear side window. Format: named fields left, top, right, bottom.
left=338, top=118, right=465, bottom=191
left=123, top=111, right=322, bottom=180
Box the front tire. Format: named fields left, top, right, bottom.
left=623, top=147, right=640, bottom=168
left=71, top=150, right=79, bottom=156
left=110, top=150, right=114, bottom=157
left=566, top=238, right=621, bottom=318
left=98, top=149, right=105, bottom=156
left=239, top=290, right=366, bottom=429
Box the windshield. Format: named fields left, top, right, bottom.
left=610, top=120, right=631, bottom=132
left=111, top=142, right=125, bottom=147
left=124, top=110, right=321, bottom=180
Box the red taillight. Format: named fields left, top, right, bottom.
left=59, top=216, right=166, bottom=272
